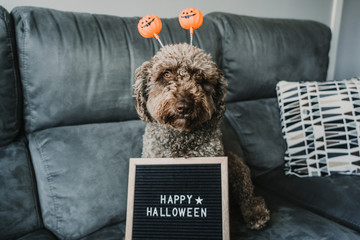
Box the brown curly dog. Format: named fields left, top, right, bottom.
left=134, top=43, right=270, bottom=230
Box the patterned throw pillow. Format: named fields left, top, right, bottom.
left=276, top=78, right=360, bottom=177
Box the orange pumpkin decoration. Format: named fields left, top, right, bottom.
left=138, top=15, right=162, bottom=39
left=178, top=8, right=203, bottom=34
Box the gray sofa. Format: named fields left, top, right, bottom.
left=1, top=5, right=360, bottom=240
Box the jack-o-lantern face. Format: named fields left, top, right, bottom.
left=138, top=15, right=162, bottom=38
left=179, top=8, right=203, bottom=31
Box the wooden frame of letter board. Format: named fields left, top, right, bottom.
left=125, top=157, right=229, bottom=240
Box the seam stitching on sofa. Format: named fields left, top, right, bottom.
left=18, top=11, right=35, bottom=133
left=33, top=133, right=61, bottom=234
left=119, top=16, right=136, bottom=98
left=5, top=9, right=20, bottom=142
left=22, top=138, right=43, bottom=231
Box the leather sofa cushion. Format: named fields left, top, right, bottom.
left=221, top=116, right=245, bottom=159
left=0, top=139, right=42, bottom=239
left=230, top=187, right=360, bottom=239
left=12, top=7, right=222, bottom=133
left=0, top=6, right=21, bottom=146
left=17, top=229, right=57, bottom=240
left=12, top=7, right=142, bottom=133
left=80, top=222, right=125, bottom=240
left=207, top=12, right=331, bottom=102
left=225, top=98, right=286, bottom=176
left=28, top=120, right=144, bottom=239
left=256, top=167, right=360, bottom=232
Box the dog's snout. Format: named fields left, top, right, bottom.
left=175, top=101, right=192, bottom=115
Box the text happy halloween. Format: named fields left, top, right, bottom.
left=146, top=194, right=207, bottom=218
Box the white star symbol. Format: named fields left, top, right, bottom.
left=195, top=196, right=203, bottom=205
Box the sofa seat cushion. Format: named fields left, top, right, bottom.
left=255, top=167, right=360, bottom=232
left=230, top=186, right=360, bottom=240
left=0, top=138, right=42, bottom=239
left=80, top=222, right=125, bottom=240
left=28, top=120, right=144, bottom=239
left=17, top=229, right=57, bottom=240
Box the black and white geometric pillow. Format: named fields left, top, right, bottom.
left=276, top=78, right=360, bottom=177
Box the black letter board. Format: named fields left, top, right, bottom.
left=125, top=157, right=229, bottom=240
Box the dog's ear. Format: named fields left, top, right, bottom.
left=133, top=60, right=153, bottom=122
left=211, top=70, right=228, bottom=126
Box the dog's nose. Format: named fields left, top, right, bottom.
left=176, top=102, right=190, bottom=115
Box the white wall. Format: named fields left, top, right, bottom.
left=334, top=0, right=360, bottom=80
left=2, top=0, right=340, bottom=78
left=1, top=0, right=333, bottom=24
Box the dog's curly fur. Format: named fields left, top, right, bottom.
left=134, top=43, right=270, bottom=229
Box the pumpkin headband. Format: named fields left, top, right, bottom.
left=137, top=8, right=203, bottom=47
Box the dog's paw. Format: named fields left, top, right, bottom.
left=242, top=196, right=270, bottom=230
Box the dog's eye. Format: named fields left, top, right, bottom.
left=203, top=83, right=214, bottom=95
left=194, top=73, right=204, bottom=83
left=163, top=71, right=172, bottom=79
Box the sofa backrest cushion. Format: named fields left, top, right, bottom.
left=0, top=6, right=21, bottom=146
left=207, top=12, right=331, bottom=102
left=28, top=120, right=144, bottom=239
left=12, top=7, right=222, bottom=133
left=225, top=98, right=287, bottom=176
